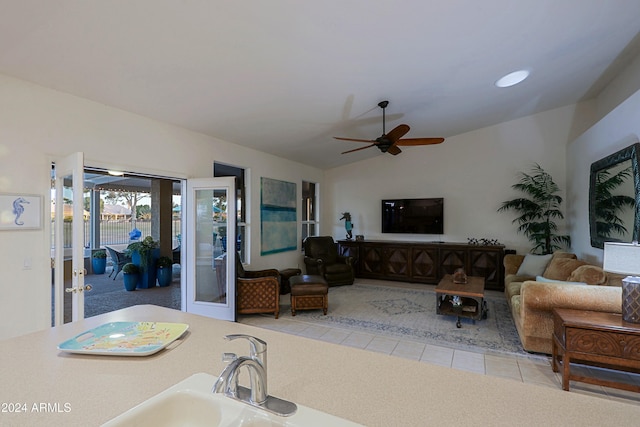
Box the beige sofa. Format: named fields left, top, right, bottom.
left=504, top=252, right=622, bottom=354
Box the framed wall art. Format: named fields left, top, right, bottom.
left=0, top=194, right=43, bottom=230
left=260, top=177, right=297, bottom=255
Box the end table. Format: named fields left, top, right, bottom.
left=552, top=308, right=640, bottom=392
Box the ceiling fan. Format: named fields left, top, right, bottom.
left=334, top=100, right=444, bottom=155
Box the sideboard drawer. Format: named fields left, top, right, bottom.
left=566, top=328, right=640, bottom=360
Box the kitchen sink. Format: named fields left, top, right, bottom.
left=102, top=373, right=362, bottom=427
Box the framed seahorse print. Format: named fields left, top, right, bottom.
left=0, top=194, right=42, bottom=230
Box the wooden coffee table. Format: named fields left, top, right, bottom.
left=435, top=274, right=487, bottom=328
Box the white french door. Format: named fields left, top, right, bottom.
left=53, top=152, right=88, bottom=325
left=184, top=177, right=236, bottom=320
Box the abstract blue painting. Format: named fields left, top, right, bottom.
left=260, top=178, right=297, bottom=255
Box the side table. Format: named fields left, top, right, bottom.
left=279, top=268, right=302, bottom=295
left=552, top=308, right=640, bottom=392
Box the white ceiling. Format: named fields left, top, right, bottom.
left=1, top=1, right=640, bottom=169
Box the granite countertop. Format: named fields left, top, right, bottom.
left=1, top=305, right=639, bottom=426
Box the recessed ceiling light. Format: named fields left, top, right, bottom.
left=495, top=70, right=530, bottom=88
left=108, top=170, right=124, bottom=176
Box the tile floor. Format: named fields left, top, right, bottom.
left=239, top=295, right=640, bottom=407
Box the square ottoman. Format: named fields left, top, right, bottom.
left=289, top=275, right=329, bottom=316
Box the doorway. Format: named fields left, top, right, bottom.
left=51, top=165, right=182, bottom=324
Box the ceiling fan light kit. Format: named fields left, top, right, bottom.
left=334, top=101, right=444, bottom=156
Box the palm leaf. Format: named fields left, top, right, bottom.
left=498, top=163, right=570, bottom=254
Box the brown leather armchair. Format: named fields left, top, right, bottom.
left=303, top=236, right=355, bottom=286
left=236, top=253, right=281, bottom=319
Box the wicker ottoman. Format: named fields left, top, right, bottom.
left=289, top=275, right=329, bottom=316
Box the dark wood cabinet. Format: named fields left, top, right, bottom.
left=338, top=240, right=504, bottom=291
left=410, top=245, right=439, bottom=282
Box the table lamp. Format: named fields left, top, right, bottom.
left=603, top=241, right=640, bottom=323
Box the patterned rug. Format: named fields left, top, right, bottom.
left=254, top=282, right=528, bottom=356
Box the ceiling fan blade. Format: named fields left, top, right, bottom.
left=341, top=144, right=376, bottom=154
left=384, top=124, right=410, bottom=143
left=334, top=136, right=376, bottom=143
left=386, top=145, right=402, bottom=155
left=395, top=137, right=445, bottom=146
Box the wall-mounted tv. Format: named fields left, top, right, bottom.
left=382, top=198, right=444, bottom=234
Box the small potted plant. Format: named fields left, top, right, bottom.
left=122, top=263, right=139, bottom=291
left=156, top=256, right=173, bottom=287
left=92, top=249, right=107, bottom=275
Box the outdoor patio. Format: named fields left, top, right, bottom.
left=54, top=264, right=181, bottom=324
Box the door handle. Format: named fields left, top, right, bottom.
left=65, top=284, right=92, bottom=293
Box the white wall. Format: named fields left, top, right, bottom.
left=0, top=74, right=322, bottom=339
left=324, top=104, right=577, bottom=254
left=567, top=88, right=640, bottom=264
left=565, top=49, right=640, bottom=264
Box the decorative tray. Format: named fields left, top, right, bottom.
left=57, top=322, right=189, bottom=356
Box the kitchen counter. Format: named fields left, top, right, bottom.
left=1, top=305, right=639, bottom=426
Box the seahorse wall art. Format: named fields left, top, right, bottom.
left=13, top=197, right=30, bottom=225
left=0, top=194, right=40, bottom=229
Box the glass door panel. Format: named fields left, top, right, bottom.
left=53, top=152, right=86, bottom=325
left=185, top=177, right=235, bottom=320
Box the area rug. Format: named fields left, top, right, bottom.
left=247, top=282, right=529, bottom=357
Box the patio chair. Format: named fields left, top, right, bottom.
left=106, top=246, right=132, bottom=280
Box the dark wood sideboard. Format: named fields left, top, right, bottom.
left=337, top=240, right=504, bottom=291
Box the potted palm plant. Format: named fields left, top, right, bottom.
left=127, top=236, right=160, bottom=288
left=92, top=249, right=107, bottom=275
left=498, top=163, right=571, bottom=254
left=156, top=256, right=173, bottom=287
left=122, top=263, right=139, bottom=291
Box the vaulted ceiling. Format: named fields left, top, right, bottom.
left=1, top=1, right=640, bottom=169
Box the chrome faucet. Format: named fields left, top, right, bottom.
left=213, top=334, right=268, bottom=404
left=213, top=334, right=297, bottom=417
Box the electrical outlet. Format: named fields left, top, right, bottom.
left=23, top=257, right=32, bottom=270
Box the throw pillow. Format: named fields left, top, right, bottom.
left=536, top=276, right=587, bottom=286
left=516, top=254, right=553, bottom=277
left=568, top=265, right=607, bottom=286
left=542, top=258, right=587, bottom=281
left=551, top=251, right=577, bottom=260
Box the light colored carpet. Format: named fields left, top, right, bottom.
left=245, top=281, right=528, bottom=356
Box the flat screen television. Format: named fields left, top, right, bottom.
left=382, top=198, right=444, bottom=234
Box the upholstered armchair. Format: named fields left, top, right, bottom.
left=303, top=236, right=355, bottom=287
left=236, top=253, right=281, bottom=319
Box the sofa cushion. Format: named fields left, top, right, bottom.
left=506, top=281, right=523, bottom=300
left=516, top=254, right=553, bottom=277
left=568, top=265, right=607, bottom=286
left=551, top=251, right=578, bottom=260
left=505, top=274, right=535, bottom=290
left=510, top=295, right=521, bottom=316
left=542, top=258, right=587, bottom=281
left=536, top=276, right=587, bottom=286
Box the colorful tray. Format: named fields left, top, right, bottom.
left=57, top=322, right=189, bottom=356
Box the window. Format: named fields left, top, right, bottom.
left=301, top=181, right=318, bottom=247
left=214, top=163, right=248, bottom=262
